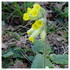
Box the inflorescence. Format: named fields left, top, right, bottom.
left=23, top=3, right=47, bottom=42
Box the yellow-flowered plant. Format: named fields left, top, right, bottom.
left=23, top=3, right=46, bottom=42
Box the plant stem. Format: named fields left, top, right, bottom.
left=44, top=18, right=47, bottom=68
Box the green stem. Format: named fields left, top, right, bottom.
left=43, top=8, right=47, bottom=67
left=44, top=18, right=47, bottom=68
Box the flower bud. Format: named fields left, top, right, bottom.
left=40, top=29, right=46, bottom=41
left=28, top=27, right=43, bottom=42
left=27, top=28, right=35, bottom=35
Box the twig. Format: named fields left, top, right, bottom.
left=20, top=51, right=32, bottom=64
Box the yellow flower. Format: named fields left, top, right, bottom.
left=27, top=8, right=32, bottom=14
left=31, top=8, right=38, bottom=16
left=32, top=23, right=39, bottom=30
left=32, top=20, right=43, bottom=30
left=23, top=13, right=29, bottom=21
left=33, top=3, right=40, bottom=11
left=28, top=37, right=34, bottom=42
left=34, top=20, right=43, bottom=27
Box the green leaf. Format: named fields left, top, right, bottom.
left=31, top=54, right=44, bottom=68
left=46, top=46, right=52, bottom=54
left=28, top=56, right=34, bottom=61
left=31, top=54, right=54, bottom=68
left=54, top=6, right=61, bottom=13
left=3, top=51, right=14, bottom=58
left=46, top=58, right=54, bottom=68
left=32, top=39, right=44, bottom=53
left=49, top=54, right=68, bottom=65
left=32, top=39, right=52, bottom=54
left=14, top=2, right=22, bottom=16
left=13, top=47, right=24, bottom=58
left=13, top=50, right=24, bottom=58
left=14, top=47, right=24, bottom=51
left=60, top=7, right=68, bottom=18
left=12, top=32, right=20, bottom=40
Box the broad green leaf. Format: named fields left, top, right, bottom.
left=28, top=56, right=34, bottom=61
left=49, top=54, right=68, bottom=65
left=31, top=54, right=44, bottom=68
left=31, top=54, right=54, bottom=68
left=32, top=39, right=52, bottom=54
left=46, top=46, right=52, bottom=54
left=3, top=51, right=14, bottom=58
left=46, top=58, right=54, bottom=68
left=32, top=39, right=44, bottom=53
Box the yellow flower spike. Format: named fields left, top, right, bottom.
left=34, top=20, right=43, bottom=27
left=27, top=8, right=32, bottom=14
left=32, top=23, right=39, bottom=30
left=27, top=28, right=35, bottom=35
left=40, top=29, right=46, bottom=41
left=28, top=37, right=34, bottom=42
left=33, top=3, right=41, bottom=11
left=31, top=8, right=38, bottom=16
left=23, top=13, right=30, bottom=21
